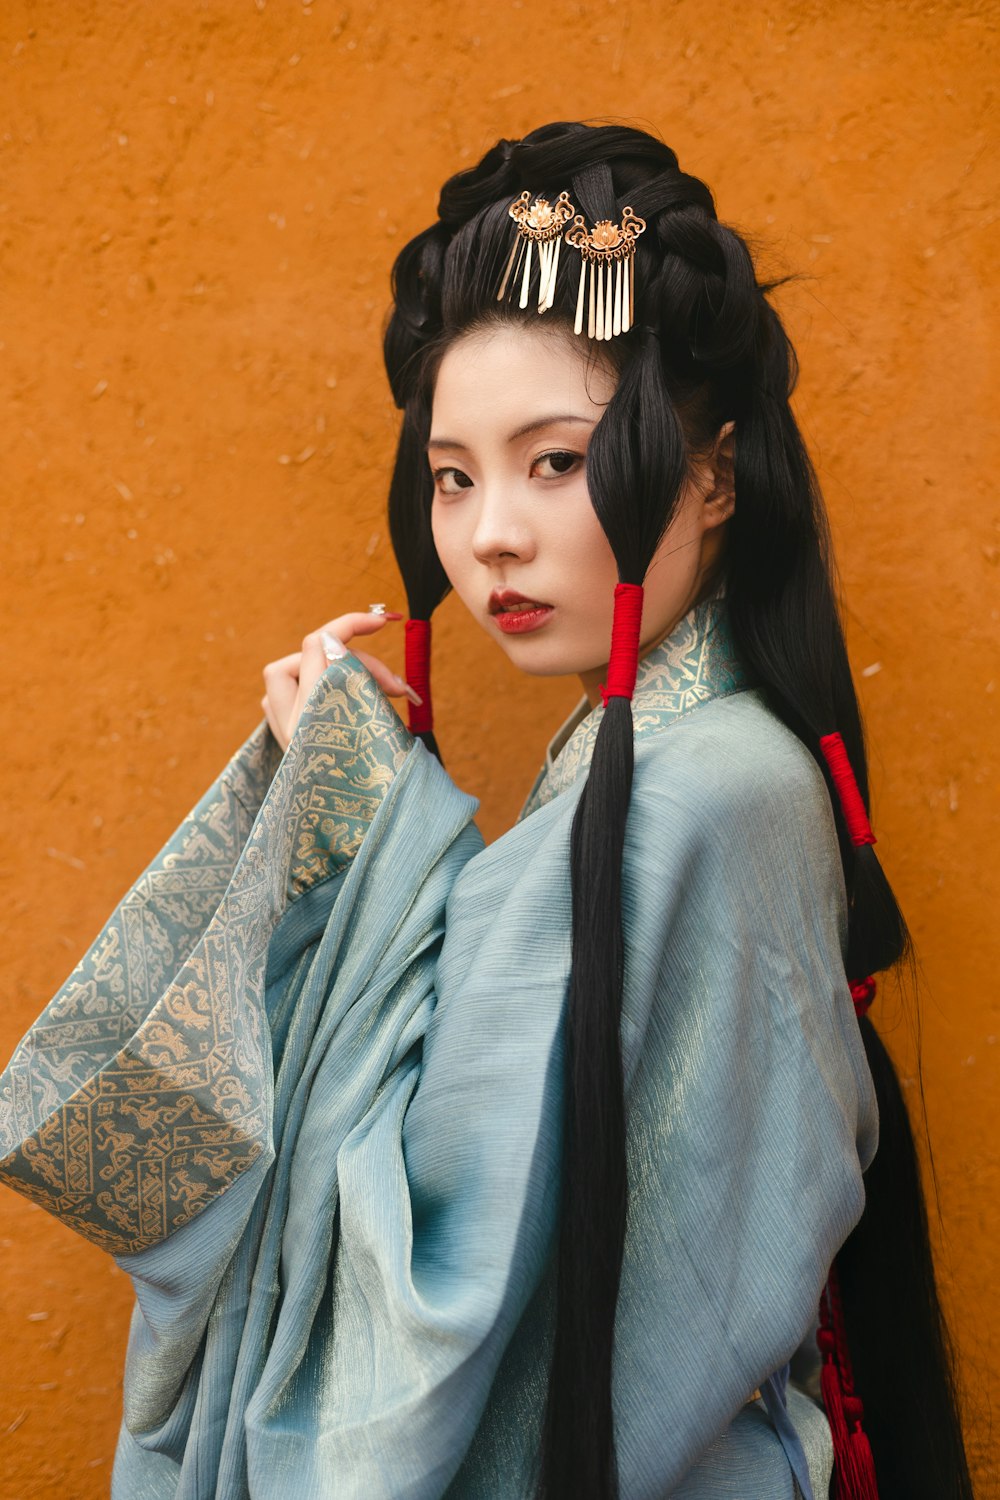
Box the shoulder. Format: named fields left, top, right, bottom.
left=623, top=689, right=851, bottom=1008
left=627, top=690, right=845, bottom=942
left=632, top=688, right=833, bottom=841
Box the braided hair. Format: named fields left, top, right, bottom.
left=381, top=122, right=972, bottom=1500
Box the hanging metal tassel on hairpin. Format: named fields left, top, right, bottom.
left=496, top=190, right=576, bottom=313
left=564, top=207, right=647, bottom=341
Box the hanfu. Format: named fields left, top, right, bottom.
left=0, top=596, right=877, bottom=1498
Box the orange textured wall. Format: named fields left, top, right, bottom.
left=0, top=1, right=996, bottom=1494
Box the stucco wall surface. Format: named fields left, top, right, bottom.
left=0, top=0, right=996, bottom=1494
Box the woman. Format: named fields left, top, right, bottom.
left=0, top=122, right=972, bottom=1498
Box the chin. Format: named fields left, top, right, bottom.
left=495, top=638, right=599, bottom=682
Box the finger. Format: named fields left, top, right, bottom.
left=297, top=630, right=344, bottom=711
left=260, top=694, right=289, bottom=753
left=298, top=611, right=399, bottom=702
left=263, top=651, right=303, bottom=679
left=353, top=649, right=423, bottom=708
left=262, top=651, right=303, bottom=733
left=316, top=609, right=401, bottom=651
left=281, top=612, right=406, bottom=750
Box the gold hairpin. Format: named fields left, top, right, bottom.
left=564, top=207, right=646, bottom=340
left=496, top=190, right=576, bottom=313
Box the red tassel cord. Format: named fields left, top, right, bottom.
left=815, top=736, right=879, bottom=1491
left=819, top=1263, right=880, bottom=1499
left=849, top=975, right=877, bottom=1020
left=404, top=619, right=433, bottom=736
left=600, top=583, right=644, bottom=707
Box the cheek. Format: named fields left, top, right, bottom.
left=429, top=501, right=445, bottom=563
left=430, top=502, right=470, bottom=597
left=558, top=492, right=618, bottom=586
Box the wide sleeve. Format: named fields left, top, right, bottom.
left=0, top=654, right=414, bottom=1257
left=238, top=695, right=878, bottom=1500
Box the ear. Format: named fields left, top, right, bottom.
left=702, top=420, right=736, bottom=528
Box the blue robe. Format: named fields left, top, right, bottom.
left=0, top=596, right=877, bottom=1498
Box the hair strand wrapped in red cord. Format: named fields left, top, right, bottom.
left=404, top=619, right=433, bottom=736
left=819, top=732, right=876, bottom=847
left=600, top=583, right=644, bottom=707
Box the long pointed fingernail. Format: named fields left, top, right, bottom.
left=401, top=682, right=423, bottom=707
left=321, top=630, right=348, bottom=662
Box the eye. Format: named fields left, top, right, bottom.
left=533, top=450, right=582, bottom=479
left=432, top=466, right=474, bottom=496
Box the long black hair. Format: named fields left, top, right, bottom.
left=381, top=122, right=972, bottom=1499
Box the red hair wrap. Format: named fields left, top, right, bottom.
left=404, top=619, right=433, bottom=736
left=600, top=583, right=645, bottom=708
left=819, top=732, right=876, bottom=847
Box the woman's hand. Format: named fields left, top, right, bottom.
left=261, top=610, right=421, bottom=753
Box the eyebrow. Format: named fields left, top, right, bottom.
left=426, top=413, right=595, bottom=452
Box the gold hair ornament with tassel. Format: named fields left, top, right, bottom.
left=496, top=190, right=576, bottom=313
left=564, top=207, right=647, bottom=340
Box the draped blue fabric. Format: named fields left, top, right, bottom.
left=0, top=597, right=877, bottom=1497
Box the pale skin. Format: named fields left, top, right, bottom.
left=261, top=322, right=735, bottom=751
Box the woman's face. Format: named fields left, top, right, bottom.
left=428, top=322, right=732, bottom=703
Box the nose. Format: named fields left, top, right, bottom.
left=471, top=483, right=537, bottom=567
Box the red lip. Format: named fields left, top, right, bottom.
left=488, top=588, right=555, bottom=636
left=488, top=588, right=553, bottom=616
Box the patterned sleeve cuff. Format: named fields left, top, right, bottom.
left=281, top=654, right=414, bottom=898
left=0, top=656, right=415, bottom=1254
